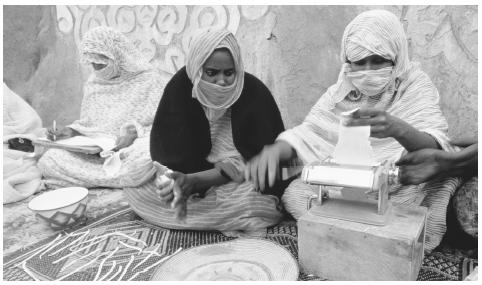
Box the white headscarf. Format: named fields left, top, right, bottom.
left=341, top=9, right=410, bottom=78
left=322, top=10, right=412, bottom=111
left=186, top=29, right=244, bottom=121
left=71, top=26, right=164, bottom=138
left=80, top=26, right=151, bottom=81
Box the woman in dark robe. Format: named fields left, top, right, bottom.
left=124, top=29, right=288, bottom=236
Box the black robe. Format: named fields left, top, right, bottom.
left=150, top=66, right=289, bottom=195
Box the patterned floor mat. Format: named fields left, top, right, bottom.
left=3, top=206, right=477, bottom=281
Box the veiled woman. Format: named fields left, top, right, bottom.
left=246, top=10, right=461, bottom=252
left=38, top=26, right=164, bottom=189
left=124, top=29, right=288, bottom=236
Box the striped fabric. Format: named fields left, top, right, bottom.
left=124, top=109, right=283, bottom=235
left=341, top=10, right=410, bottom=80
left=277, top=10, right=461, bottom=252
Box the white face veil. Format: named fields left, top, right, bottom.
left=186, top=29, right=244, bottom=121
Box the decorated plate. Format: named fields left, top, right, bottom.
left=151, top=238, right=299, bottom=281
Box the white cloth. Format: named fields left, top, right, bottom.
left=3, top=83, right=43, bottom=204
left=3, top=83, right=43, bottom=141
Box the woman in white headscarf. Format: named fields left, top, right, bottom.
left=37, top=26, right=164, bottom=189
left=246, top=10, right=461, bottom=252
left=124, top=29, right=288, bottom=235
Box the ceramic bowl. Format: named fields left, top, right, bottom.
left=28, top=187, right=89, bottom=229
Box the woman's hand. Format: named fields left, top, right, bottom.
left=46, top=127, right=78, bottom=141
left=113, top=133, right=137, bottom=151
left=215, top=161, right=244, bottom=183
left=396, top=148, right=451, bottom=184
left=245, top=142, right=289, bottom=192
left=344, top=107, right=405, bottom=139
left=113, top=125, right=138, bottom=151
left=345, top=107, right=440, bottom=152
left=153, top=162, right=194, bottom=221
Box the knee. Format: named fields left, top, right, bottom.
left=281, top=179, right=317, bottom=220
left=37, top=149, right=57, bottom=172
left=119, top=162, right=157, bottom=187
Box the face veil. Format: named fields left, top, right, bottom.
left=186, top=29, right=245, bottom=122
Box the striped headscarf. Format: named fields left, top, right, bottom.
left=321, top=10, right=413, bottom=111
left=341, top=9, right=410, bottom=80
left=186, top=29, right=244, bottom=121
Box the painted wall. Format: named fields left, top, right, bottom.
left=3, top=5, right=478, bottom=140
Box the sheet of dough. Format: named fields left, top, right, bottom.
left=332, top=109, right=377, bottom=166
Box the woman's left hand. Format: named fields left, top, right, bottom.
left=215, top=161, right=245, bottom=183
left=344, top=107, right=405, bottom=139
left=113, top=133, right=137, bottom=151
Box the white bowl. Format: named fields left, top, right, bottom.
left=28, top=187, right=89, bottom=229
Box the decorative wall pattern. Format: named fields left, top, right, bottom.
left=403, top=6, right=478, bottom=139
left=3, top=5, right=477, bottom=140
left=56, top=5, right=268, bottom=75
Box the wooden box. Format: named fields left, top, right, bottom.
left=298, top=203, right=427, bottom=280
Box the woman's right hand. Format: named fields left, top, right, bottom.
left=46, top=127, right=77, bottom=141
left=245, top=142, right=288, bottom=192
left=153, top=162, right=192, bottom=221
left=395, top=148, right=450, bottom=184
left=153, top=162, right=175, bottom=204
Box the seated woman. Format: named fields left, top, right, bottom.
left=246, top=10, right=461, bottom=252
left=37, top=26, right=164, bottom=189
left=124, top=29, right=287, bottom=235
left=3, top=83, right=43, bottom=203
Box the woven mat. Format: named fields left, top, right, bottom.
left=3, top=206, right=477, bottom=281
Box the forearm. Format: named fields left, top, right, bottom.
left=188, top=168, right=230, bottom=193
left=395, top=120, right=440, bottom=152
left=444, top=143, right=478, bottom=177
left=276, top=140, right=297, bottom=162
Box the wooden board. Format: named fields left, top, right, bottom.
left=33, top=139, right=102, bottom=154
left=298, top=204, right=427, bottom=280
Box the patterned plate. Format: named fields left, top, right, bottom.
left=151, top=238, right=299, bottom=281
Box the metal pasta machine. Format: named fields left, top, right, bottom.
left=301, top=158, right=400, bottom=225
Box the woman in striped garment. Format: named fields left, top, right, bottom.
left=124, top=29, right=288, bottom=236
left=246, top=10, right=462, bottom=252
